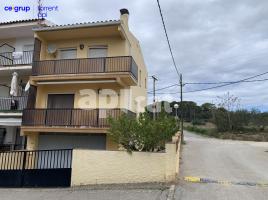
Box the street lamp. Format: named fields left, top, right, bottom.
left=174, top=104, right=179, bottom=120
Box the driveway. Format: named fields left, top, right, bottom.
left=175, top=131, right=268, bottom=200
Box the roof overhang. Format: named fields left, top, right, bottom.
left=0, top=19, right=51, bottom=39
left=34, top=21, right=126, bottom=40
left=33, top=20, right=121, bottom=32
left=0, top=23, right=35, bottom=39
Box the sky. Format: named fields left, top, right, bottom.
left=1, top=0, right=268, bottom=111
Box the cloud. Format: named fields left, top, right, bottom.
left=1, top=0, right=268, bottom=110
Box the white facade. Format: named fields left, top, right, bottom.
left=0, top=20, right=51, bottom=151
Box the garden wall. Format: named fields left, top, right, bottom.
left=71, top=132, right=181, bottom=186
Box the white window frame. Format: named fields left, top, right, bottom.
left=58, top=48, right=77, bottom=59
left=88, top=45, right=108, bottom=58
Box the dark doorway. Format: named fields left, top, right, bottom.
left=46, top=94, right=75, bottom=126
left=47, top=94, right=74, bottom=109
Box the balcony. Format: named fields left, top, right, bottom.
left=22, top=108, right=136, bottom=128
left=0, top=51, right=33, bottom=66
left=0, top=96, right=28, bottom=112
left=31, top=56, right=138, bottom=85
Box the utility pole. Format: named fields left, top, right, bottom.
left=151, top=75, right=158, bottom=120
left=180, top=74, right=184, bottom=142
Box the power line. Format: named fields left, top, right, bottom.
left=185, top=71, right=268, bottom=93
left=148, top=83, right=179, bottom=93
left=156, top=0, right=184, bottom=139
left=148, top=77, right=268, bottom=94
left=185, top=78, right=268, bottom=85
left=148, top=78, right=268, bottom=94
left=156, top=0, right=181, bottom=78
left=185, top=81, right=238, bottom=85
left=148, top=71, right=268, bottom=94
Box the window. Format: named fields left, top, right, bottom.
left=145, top=78, right=147, bottom=89
left=88, top=46, right=108, bottom=58
left=47, top=94, right=74, bottom=109
left=59, top=49, right=77, bottom=59
left=139, top=70, right=142, bottom=87
left=23, top=44, right=34, bottom=51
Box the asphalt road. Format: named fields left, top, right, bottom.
left=175, top=130, right=268, bottom=200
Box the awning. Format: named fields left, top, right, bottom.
left=0, top=118, right=22, bottom=126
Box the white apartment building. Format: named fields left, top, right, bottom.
left=0, top=19, right=51, bottom=151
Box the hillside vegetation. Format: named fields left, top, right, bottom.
left=156, top=93, right=268, bottom=141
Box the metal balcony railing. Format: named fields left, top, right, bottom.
left=0, top=96, right=28, bottom=111
left=32, top=56, right=138, bottom=81
left=0, top=51, right=33, bottom=66
left=22, top=108, right=136, bottom=127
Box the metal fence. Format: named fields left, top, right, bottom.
left=22, top=108, right=136, bottom=127
left=0, top=149, right=72, bottom=187
left=0, top=51, right=33, bottom=66
left=0, top=96, right=28, bottom=111
left=32, top=56, right=138, bottom=80
left=0, top=149, right=72, bottom=170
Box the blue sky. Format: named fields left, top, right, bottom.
left=1, top=0, right=268, bottom=111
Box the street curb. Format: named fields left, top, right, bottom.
left=167, top=185, right=175, bottom=200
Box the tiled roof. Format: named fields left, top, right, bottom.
left=49, top=20, right=120, bottom=27
left=0, top=19, right=45, bottom=25
left=33, top=19, right=121, bottom=31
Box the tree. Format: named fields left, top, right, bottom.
left=231, top=109, right=251, bottom=131
left=251, top=109, right=268, bottom=131
left=214, top=107, right=229, bottom=132
left=200, top=103, right=216, bottom=120
left=216, top=92, right=240, bottom=131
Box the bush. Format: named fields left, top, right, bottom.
left=108, top=112, right=179, bottom=152
left=192, top=119, right=206, bottom=126
left=214, top=108, right=230, bottom=132
left=185, top=126, right=219, bottom=138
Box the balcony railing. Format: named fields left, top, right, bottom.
left=0, top=96, right=28, bottom=111
left=22, top=108, right=136, bottom=127
left=0, top=51, right=33, bottom=66
left=32, top=56, right=138, bottom=80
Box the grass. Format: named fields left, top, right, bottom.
left=184, top=125, right=219, bottom=138
left=184, top=123, right=268, bottom=142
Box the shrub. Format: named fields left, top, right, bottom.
left=192, top=119, right=206, bottom=126
left=108, top=112, right=179, bottom=152
left=184, top=126, right=219, bottom=138
left=214, top=108, right=229, bottom=132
